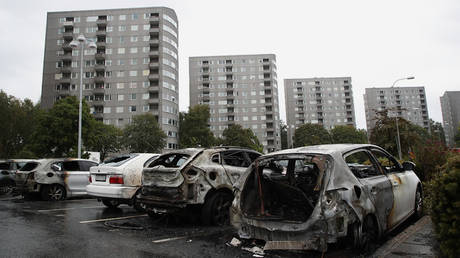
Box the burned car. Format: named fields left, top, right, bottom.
left=138, top=147, right=261, bottom=225
left=230, top=144, right=422, bottom=252
left=0, top=159, right=34, bottom=195
left=15, top=159, right=98, bottom=200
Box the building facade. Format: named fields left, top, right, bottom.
left=364, top=87, right=429, bottom=132
left=41, top=7, right=179, bottom=149
left=284, top=77, right=356, bottom=148
left=189, top=54, right=281, bottom=153
left=440, top=91, right=460, bottom=147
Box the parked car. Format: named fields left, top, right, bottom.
left=86, top=153, right=159, bottom=209
left=15, top=159, right=98, bottom=200
left=0, top=159, right=34, bottom=195
left=138, top=147, right=262, bottom=225
left=230, top=144, right=422, bottom=252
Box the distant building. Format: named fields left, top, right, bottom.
left=41, top=7, right=179, bottom=149
left=284, top=77, right=356, bottom=148
left=364, top=86, right=429, bottom=132
left=440, top=91, right=460, bottom=147
left=189, top=54, right=281, bottom=152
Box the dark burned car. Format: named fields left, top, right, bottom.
left=230, top=144, right=422, bottom=252
left=138, top=147, right=261, bottom=225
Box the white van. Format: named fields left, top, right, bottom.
left=87, top=153, right=159, bottom=209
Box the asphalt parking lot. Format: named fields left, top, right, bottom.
left=0, top=195, right=420, bottom=258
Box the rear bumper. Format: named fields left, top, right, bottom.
left=86, top=184, right=138, bottom=200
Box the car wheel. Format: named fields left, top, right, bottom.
left=201, top=192, right=233, bottom=226
left=0, top=180, right=15, bottom=195
left=361, top=215, right=378, bottom=253
left=132, top=196, right=145, bottom=212
left=414, top=187, right=423, bottom=219
left=102, top=199, right=120, bottom=208
left=41, top=184, right=66, bottom=201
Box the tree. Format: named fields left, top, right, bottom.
left=293, top=123, right=331, bottom=147
left=30, top=96, right=95, bottom=157
left=429, top=119, right=446, bottom=145
left=0, top=91, right=41, bottom=158
left=280, top=121, right=288, bottom=149
left=369, top=109, right=427, bottom=158
left=123, top=113, right=166, bottom=153
left=86, top=121, right=123, bottom=161
left=455, top=125, right=460, bottom=147
left=218, top=124, right=263, bottom=153
left=179, top=105, right=216, bottom=148
left=330, top=125, right=368, bottom=144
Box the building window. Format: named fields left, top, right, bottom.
left=131, top=25, right=138, bottom=31
left=130, top=106, right=136, bottom=112
left=119, top=14, right=126, bottom=21
left=116, top=106, right=124, bottom=113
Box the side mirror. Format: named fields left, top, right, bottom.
left=402, top=161, right=416, bottom=171
left=51, top=164, right=61, bottom=171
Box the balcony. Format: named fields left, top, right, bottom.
left=149, top=62, right=159, bottom=69
left=94, top=76, right=105, bottom=83
left=62, top=43, right=73, bottom=51
left=59, top=77, right=71, bottom=84
left=149, top=38, right=160, bottom=45
left=96, top=30, right=106, bottom=37
left=149, top=50, right=159, bottom=57
left=96, top=41, right=106, bottom=49
left=61, top=54, right=72, bottom=61
left=149, top=27, right=160, bottom=34
left=94, top=64, right=105, bottom=71
left=59, top=66, right=72, bottom=73
left=148, top=86, right=160, bottom=92
left=63, top=32, right=73, bottom=40
left=95, top=53, right=106, bottom=60
left=93, top=87, right=105, bottom=94
left=148, top=74, right=160, bottom=80
left=148, top=98, right=159, bottom=104
left=96, top=19, right=107, bottom=26
left=149, top=15, right=160, bottom=22
left=63, top=21, right=74, bottom=28
left=93, top=112, right=104, bottom=119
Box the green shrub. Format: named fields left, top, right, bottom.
left=430, top=154, right=460, bottom=258
left=413, top=139, right=448, bottom=182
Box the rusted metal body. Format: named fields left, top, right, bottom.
left=138, top=147, right=261, bottom=215
left=15, top=158, right=98, bottom=198
left=230, top=144, right=421, bottom=252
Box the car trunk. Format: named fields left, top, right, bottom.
left=240, top=154, right=324, bottom=223
left=142, top=149, right=203, bottom=201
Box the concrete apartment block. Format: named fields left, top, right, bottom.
left=189, top=54, right=281, bottom=153
left=364, top=87, right=429, bottom=133
left=41, top=7, right=179, bottom=149
left=284, top=77, right=356, bottom=148
left=440, top=91, right=460, bottom=147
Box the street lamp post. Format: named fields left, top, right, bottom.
left=391, top=76, right=415, bottom=160
left=70, top=35, right=96, bottom=159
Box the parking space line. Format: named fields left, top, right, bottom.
left=38, top=206, right=103, bottom=212
left=79, top=214, right=148, bottom=224
left=152, top=236, right=188, bottom=243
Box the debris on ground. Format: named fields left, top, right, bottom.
left=104, top=221, right=144, bottom=230
left=227, top=237, right=241, bottom=247
left=242, top=246, right=265, bottom=256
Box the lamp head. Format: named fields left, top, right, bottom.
left=77, top=35, right=86, bottom=42
left=69, top=40, right=79, bottom=48
left=88, top=41, right=97, bottom=49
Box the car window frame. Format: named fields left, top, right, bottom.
left=368, top=148, right=402, bottom=174
left=343, top=149, right=385, bottom=179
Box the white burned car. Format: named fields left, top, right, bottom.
left=86, top=153, right=159, bottom=209
left=138, top=147, right=261, bottom=225
left=15, top=159, right=98, bottom=200
left=231, top=144, right=422, bottom=252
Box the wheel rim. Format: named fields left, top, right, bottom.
left=48, top=185, right=64, bottom=200
left=212, top=195, right=231, bottom=226
left=0, top=184, right=13, bottom=195
left=415, top=190, right=422, bottom=214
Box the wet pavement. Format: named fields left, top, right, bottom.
left=0, top=194, right=429, bottom=257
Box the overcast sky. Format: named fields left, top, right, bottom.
left=1, top=0, right=459, bottom=129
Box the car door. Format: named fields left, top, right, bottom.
left=63, top=160, right=96, bottom=194
left=369, top=148, right=413, bottom=228
left=221, top=150, right=252, bottom=185
left=344, top=149, right=394, bottom=232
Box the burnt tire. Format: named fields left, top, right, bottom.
left=41, top=184, right=66, bottom=201
left=413, top=187, right=423, bottom=219
left=102, top=199, right=120, bottom=208
left=0, top=180, right=15, bottom=195
left=132, top=196, right=145, bottom=212
left=361, top=215, right=378, bottom=253
left=201, top=192, right=233, bottom=226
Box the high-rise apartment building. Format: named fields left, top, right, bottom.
left=41, top=7, right=179, bottom=149
left=284, top=77, right=356, bottom=148
left=189, top=54, right=281, bottom=153
left=440, top=91, right=460, bottom=147
left=364, top=87, right=429, bottom=132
